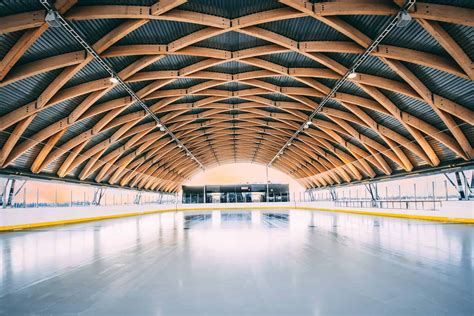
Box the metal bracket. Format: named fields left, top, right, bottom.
left=134, top=192, right=143, bottom=204
left=268, top=0, right=416, bottom=166
left=39, top=0, right=204, bottom=170
left=93, top=187, right=106, bottom=205
left=329, top=187, right=338, bottom=201
left=445, top=171, right=472, bottom=200
left=365, top=183, right=380, bottom=207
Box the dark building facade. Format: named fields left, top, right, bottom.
left=182, top=184, right=290, bottom=204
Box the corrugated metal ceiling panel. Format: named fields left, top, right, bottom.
left=169, top=95, right=207, bottom=104
left=163, top=78, right=207, bottom=89
left=260, top=51, right=324, bottom=68
left=327, top=53, right=401, bottom=81
left=0, top=31, right=24, bottom=59
left=78, top=0, right=156, bottom=6
left=64, top=60, right=110, bottom=88
left=0, top=0, right=471, bottom=190
left=260, top=76, right=308, bottom=88
left=22, top=95, right=91, bottom=139
left=143, top=54, right=204, bottom=71
left=422, top=0, right=474, bottom=8
left=181, top=0, right=284, bottom=19
left=0, top=0, right=42, bottom=16
left=214, top=82, right=253, bottom=91
left=196, top=31, right=270, bottom=51
left=207, top=61, right=259, bottom=74
left=19, top=25, right=83, bottom=64
left=0, top=69, right=62, bottom=115
left=260, top=16, right=350, bottom=42
left=117, top=19, right=205, bottom=45
left=381, top=90, right=446, bottom=128
left=404, top=63, right=473, bottom=107
left=441, top=22, right=474, bottom=60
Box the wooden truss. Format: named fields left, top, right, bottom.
left=0, top=0, right=472, bottom=192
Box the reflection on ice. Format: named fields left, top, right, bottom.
left=262, top=212, right=289, bottom=221
left=221, top=211, right=251, bottom=221
left=184, top=213, right=212, bottom=222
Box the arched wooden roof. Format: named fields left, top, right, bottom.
left=0, top=0, right=473, bottom=192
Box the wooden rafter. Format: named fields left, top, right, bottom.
left=0, top=0, right=472, bottom=192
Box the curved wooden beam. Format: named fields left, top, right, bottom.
left=0, top=0, right=471, bottom=192
left=277, top=0, right=473, bottom=167
left=0, top=0, right=77, bottom=81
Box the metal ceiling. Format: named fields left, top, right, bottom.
left=0, top=0, right=472, bottom=192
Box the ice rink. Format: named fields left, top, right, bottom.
left=0, top=209, right=472, bottom=315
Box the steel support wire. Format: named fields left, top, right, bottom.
left=39, top=0, right=205, bottom=170
left=268, top=0, right=416, bottom=166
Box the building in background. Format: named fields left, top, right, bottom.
left=182, top=183, right=290, bottom=203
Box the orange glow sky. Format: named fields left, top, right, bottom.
left=13, top=163, right=305, bottom=204
left=184, top=163, right=305, bottom=193
left=10, top=164, right=454, bottom=203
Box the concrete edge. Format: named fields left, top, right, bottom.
left=1, top=205, right=473, bottom=232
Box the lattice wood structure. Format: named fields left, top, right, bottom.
left=0, top=0, right=473, bottom=192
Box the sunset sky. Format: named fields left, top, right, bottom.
left=5, top=163, right=460, bottom=205
left=5, top=162, right=303, bottom=205
left=185, top=163, right=305, bottom=193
